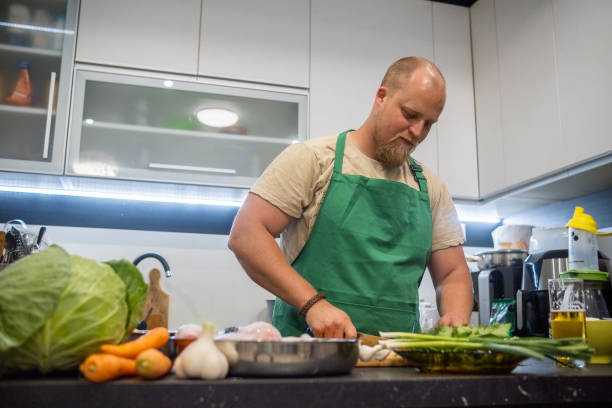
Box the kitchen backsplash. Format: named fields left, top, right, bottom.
left=21, top=224, right=487, bottom=330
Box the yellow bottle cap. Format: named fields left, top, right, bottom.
left=566, top=206, right=598, bottom=234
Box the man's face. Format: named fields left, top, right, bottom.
left=372, top=70, right=446, bottom=167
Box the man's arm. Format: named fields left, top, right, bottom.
left=427, top=245, right=473, bottom=327
left=228, top=193, right=357, bottom=338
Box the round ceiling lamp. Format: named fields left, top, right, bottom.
left=196, top=108, right=239, bottom=127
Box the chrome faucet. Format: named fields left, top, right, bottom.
left=133, top=252, right=172, bottom=277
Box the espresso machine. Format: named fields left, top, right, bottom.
left=469, top=249, right=527, bottom=328
left=515, top=249, right=612, bottom=337
left=515, top=250, right=567, bottom=337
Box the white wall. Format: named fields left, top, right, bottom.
left=36, top=225, right=273, bottom=331
left=35, top=225, right=488, bottom=331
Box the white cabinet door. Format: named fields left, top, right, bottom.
left=67, top=69, right=307, bottom=188
left=0, top=0, right=78, bottom=175
left=310, top=0, right=437, bottom=171
left=198, top=0, right=309, bottom=88
left=433, top=2, right=478, bottom=199
left=471, top=0, right=505, bottom=197
left=76, top=0, right=201, bottom=75
left=495, top=0, right=568, bottom=188
left=553, top=0, right=612, bottom=163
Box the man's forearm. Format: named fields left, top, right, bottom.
left=229, top=224, right=317, bottom=310
left=435, top=267, right=473, bottom=322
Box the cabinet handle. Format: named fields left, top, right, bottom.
left=42, top=71, right=56, bottom=159
left=148, top=162, right=237, bottom=175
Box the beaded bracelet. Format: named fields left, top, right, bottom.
left=299, top=292, right=326, bottom=317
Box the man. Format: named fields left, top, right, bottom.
left=228, top=57, right=473, bottom=338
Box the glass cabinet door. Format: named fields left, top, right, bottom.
left=67, top=69, right=308, bottom=188
left=0, top=0, right=77, bottom=174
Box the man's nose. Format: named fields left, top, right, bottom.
left=409, top=120, right=425, bottom=138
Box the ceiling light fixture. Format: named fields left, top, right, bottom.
left=196, top=108, right=238, bottom=127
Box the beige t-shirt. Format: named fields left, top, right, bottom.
left=251, top=133, right=465, bottom=264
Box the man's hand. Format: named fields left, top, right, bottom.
left=428, top=245, right=474, bottom=327
left=436, top=311, right=469, bottom=328
left=305, top=300, right=357, bottom=338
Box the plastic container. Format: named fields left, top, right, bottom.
left=491, top=225, right=533, bottom=250
left=31, top=9, right=53, bottom=48
left=585, top=318, right=612, bottom=364
left=566, top=207, right=600, bottom=271
left=529, top=227, right=568, bottom=253
left=7, top=4, right=31, bottom=46
left=419, top=300, right=439, bottom=331
left=52, top=15, right=66, bottom=49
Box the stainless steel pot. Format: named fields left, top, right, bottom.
left=467, top=249, right=528, bottom=269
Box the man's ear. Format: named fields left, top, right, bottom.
left=375, top=86, right=388, bottom=106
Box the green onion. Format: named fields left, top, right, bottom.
left=379, top=324, right=594, bottom=365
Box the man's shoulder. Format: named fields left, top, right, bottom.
left=409, top=157, right=448, bottom=199
left=302, top=134, right=338, bottom=150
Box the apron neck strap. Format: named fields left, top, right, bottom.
left=333, top=130, right=352, bottom=174
left=408, top=157, right=428, bottom=193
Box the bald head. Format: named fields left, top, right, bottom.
left=381, top=57, right=445, bottom=95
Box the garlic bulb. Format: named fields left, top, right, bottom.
left=174, top=322, right=229, bottom=380
left=359, top=344, right=383, bottom=362
left=216, top=341, right=239, bottom=365
left=373, top=348, right=391, bottom=361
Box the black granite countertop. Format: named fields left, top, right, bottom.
left=2, top=359, right=612, bottom=408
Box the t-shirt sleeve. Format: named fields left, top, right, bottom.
left=429, top=177, right=466, bottom=252
left=250, top=143, right=320, bottom=219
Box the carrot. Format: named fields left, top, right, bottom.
left=79, top=353, right=137, bottom=383
left=101, top=327, right=169, bottom=358
left=136, top=348, right=172, bottom=379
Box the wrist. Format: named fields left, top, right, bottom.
left=299, top=292, right=326, bottom=317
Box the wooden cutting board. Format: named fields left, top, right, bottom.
left=356, top=332, right=411, bottom=367
left=356, top=351, right=410, bottom=367
left=141, top=268, right=169, bottom=329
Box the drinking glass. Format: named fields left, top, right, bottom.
left=548, top=278, right=586, bottom=366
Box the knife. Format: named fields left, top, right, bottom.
left=357, top=332, right=382, bottom=346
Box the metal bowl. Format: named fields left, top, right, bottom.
left=215, top=338, right=359, bottom=377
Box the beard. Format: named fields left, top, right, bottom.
left=374, top=133, right=415, bottom=168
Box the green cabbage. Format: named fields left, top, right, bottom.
left=105, top=259, right=148, bottom=334
left=0, top=246, right=148, bottom=374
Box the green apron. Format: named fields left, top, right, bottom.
left=273, top=130, right=433, bottom=336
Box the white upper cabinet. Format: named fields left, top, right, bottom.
left=310, top=0, right=438, bottom=172
left=553, top=0, right=612, bottom=163
left=472, top=0, right=611, bottom=198
left=471, top=0, right=505, bottom=197
left=495, top=0, right=567, bottom=188
left=432, top=2, right=479, bottom=199
left=76, top=0, right=201, bottom=75
left=198, top=0, right=309, bottom=88
left=0, top=0, right=78, bottom=175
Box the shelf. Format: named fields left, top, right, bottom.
left=0, top=104, right=54, bottom=115
left=82, top=120, right=298, bottom=145
left=0, top=43, right=62, bottom=58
